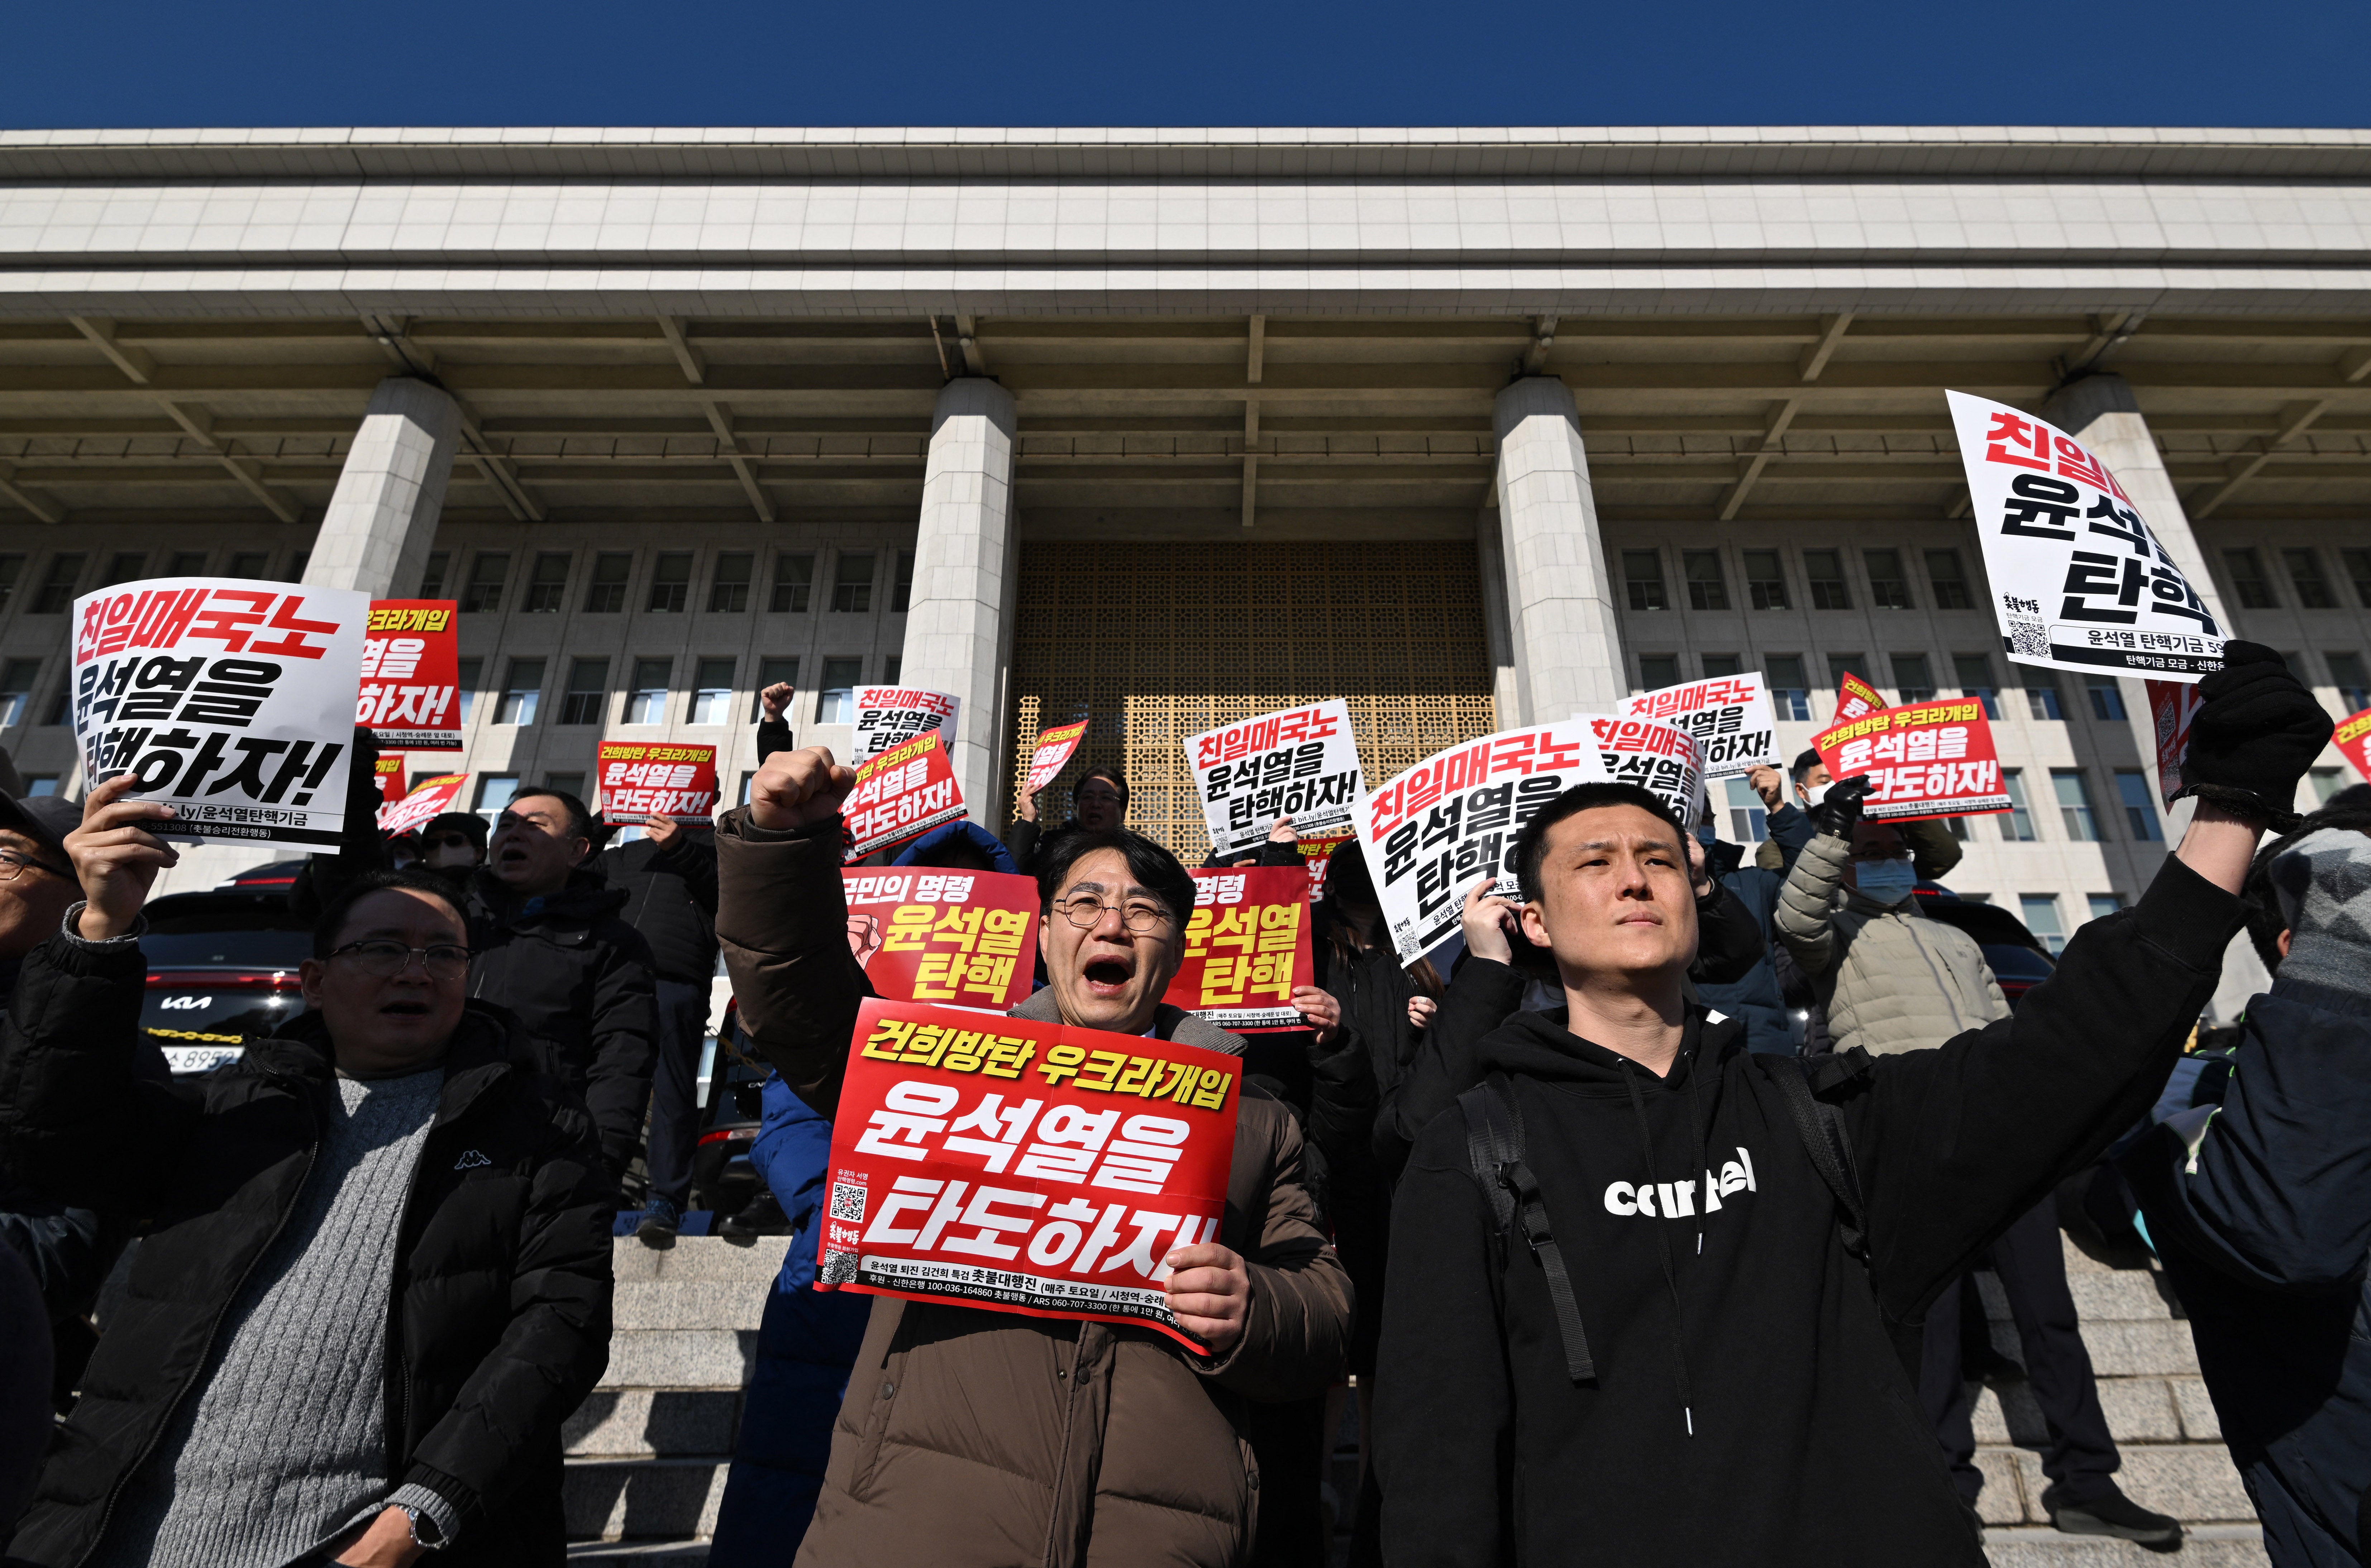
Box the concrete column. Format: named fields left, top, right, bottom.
left=901, top=378, right=1017, bottom=819
left=302, top=376, right=463, bottom=597
left=1492, top=377, right=1625, bottom=724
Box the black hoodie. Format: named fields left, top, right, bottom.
left=1373, top=853, right=2244, bottom=1567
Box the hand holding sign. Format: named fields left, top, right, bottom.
left=751, top=746, right=858, bottom=831
left=67, top=774, right=179, bottom=940
left=1161, top=1243, right=1249, bottom=1356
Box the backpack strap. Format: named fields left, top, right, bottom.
left=1457, top=1074, right=1596, bottom=1383
left=1767, top=1057, right=1870, bottom=1261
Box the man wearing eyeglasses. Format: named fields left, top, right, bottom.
left=1008, top=764, right=1129, bottom=875
left=712, top=747, right=1350, bottom=1568
left=0, top=774, right=614, bottom=1568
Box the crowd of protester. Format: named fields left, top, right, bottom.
left=2, top=643, right=2368, bottom=1566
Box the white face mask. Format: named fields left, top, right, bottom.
left=1854, top=860, right=1918, bottom=904
left=1799, top=783, right=1829, bottom=809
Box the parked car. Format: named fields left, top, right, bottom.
left=1914, top=883, right=2058, bottom=1006
left=139, top=889, right=311, bottom=1073
left=691, top=1001, right=772, bottom=1222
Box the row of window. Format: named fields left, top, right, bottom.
left=1621, top=546, right=1975, bottom=615
left=455, top=652, right=897, bottom=730
left=423, top=547, right=915, bottom=618
left=0, top=549, right=306, bottom=615
left=1634, top=648, right=2371, bottom=722
left=2221, top=545, right=2371, bottom=611
left=1714, top=766, right=2167, bottom=847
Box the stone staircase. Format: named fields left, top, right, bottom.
left=558, top=1233, right=2263, bottom=1565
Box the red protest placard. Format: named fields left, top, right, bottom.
left=359, top=600, right=462, bottom=750
left=1299, top=835, right=1351, bottom=904
left=374, top=755, right=404, bottom=809
left=1812, top=699, right=2012, bottom=822
left=819, top=996, right=1241, bottom=1351
left=1835, top=671, right=1884, bottom=723
left=2147, top=679, right=2207, bottom=808
left=2336, top=707, right=2371, bottom=783
left=844, top=730, right=965, bottom=861
left=596, top=742, right=719, bottom=824
left=1164, top=867, right=1315, bottom=1032
left=380, top=773, right=468, bottom=836
left=844, top=868, right=1040, bottom=1012
left=1025, top=720, right=1089, bottom=796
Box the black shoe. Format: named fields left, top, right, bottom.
left=634, top=1197, right=681, bottom=1247
left=2043, top=1484, right=2183, bottom=1552
left=720, top=1191, right=789, bottom=1242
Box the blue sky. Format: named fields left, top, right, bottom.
left=8, top=0, right=2367, bottom=130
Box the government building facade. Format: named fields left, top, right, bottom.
left=3, top=125, right=2367, bottom=1016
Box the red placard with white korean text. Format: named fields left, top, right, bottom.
left=1164, top=867, right=1315, bottom=1032
left=1835, top=671, right=1884, bottom=723
left=843, top=868, right=1040, bottom=1012
left=380, top=774, right=468, bottom=836
left=1300, top=835, right=1351, bottom=904
left=1025, top=720, right=1090, bottom=796
left=374, top=755, right=404, bottom=809
left=596, top=742, right=719, bottom=825
left=818, top=997, right=1241, bottom=1351
left=2147, top=680, right=2207, bottom=808
left=359, top=600, right=461, bottom=750
left=1812, top=699, right=2012, bottom=822
left=2335, top=707, right=2371, bottom=784
left=843, top=731, right=965, bottom=861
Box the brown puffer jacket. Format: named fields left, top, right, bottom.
left=714, top=809, right=1353, bottom=1568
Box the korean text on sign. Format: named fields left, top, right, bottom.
left=1836, top=671, right=1884, bottom=723
left=1947, top=390, right=2224, bottom=681
left=358, top=599, right=462, bottom=751
left=844, top=868, right=1040, bottom=1013
left=380, top=774, right=469, bottom=837
left=844, top=730, right=967, bottom=861
left=2147, top=680, right=2207, bottom=808
left=1617, top=674, right=1778, bottom=780
left=851, top=686, right=962, bottom=762
left=1585, top=714, right=1706, bottom=820
left=1163, top=867, right=1315, bottom=1032
left=1358, top=721, right=1608, bottom=965
left=1187, top=699, right=1367, bottom=857
left=2335, top=708, right=2371, bottom=785
left=1024, top=719, right=1090, bottom=796
left=72, top=577, right=366, bottom=853
left=1811, top=699, right=2013, bottom=823
left=1300, top=835, right=1350, bottom=905
left=596, top=742, right=718, bottom=824
left=374, top=755, right=404, bottom=809
left=821, top=998, right=1240, bottom=1352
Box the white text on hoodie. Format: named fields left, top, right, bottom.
left=1603, top=1146, right=1757, bottom=1219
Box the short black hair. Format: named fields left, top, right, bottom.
left=416, top=811, right=486, bottom=852
left=2241, top=802, right=2371, bottom=972
left=1035, top=827, right=1195, bottom=929
left=1077, top=765, right=1129, bottom=803
left=505, top=788, right=594, bottom=845
left=1791, top=748, right=1825, bottom=783
left=1512, top=781, right=1688, bottom=903
left=312, top=870, right=472, bottom=960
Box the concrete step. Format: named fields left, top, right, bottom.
left=1970, top=1375, right=2223, bottom=1448
left=565, top=1457, right=730, bottom=1541
left=613, top=1234, right=792, bottom=1287
left=566, top=1388, right=744, bottom=1458
left=1970, top=1443, right=2256, bottom=1527
left=1981, top=1523, right=2265, bottom=1567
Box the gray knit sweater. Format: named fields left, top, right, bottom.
left=94, top=1065, right=458, bottom=1568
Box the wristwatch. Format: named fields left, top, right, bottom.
left=399, top=1505, right=444, bottom=1550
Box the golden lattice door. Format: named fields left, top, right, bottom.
left=1007, top=541, right=1499, bottom=861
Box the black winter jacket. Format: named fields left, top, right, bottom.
left=1373, top=854, right=2244, bottom=1567
left=0, top=935, right=614, bottom=1568
left=462, top=868, right=660, bottom=1182
left=597, top=832, right=720, bottom=985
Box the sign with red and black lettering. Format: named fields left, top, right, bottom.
left=819, top=997, right=1241, bottom=1352
left=843, top=730, right=965, bottom=861
left=1618, top=674, right=1779, bottom=779
left=2147, top=679, right=2207, bottom=808
left=358, top=599, right=461, bottom=750
left=1811, top=699, right=2012, bottom=822
left=1947, top=390, right=2224, bottom=680
left=1835, top=671, right=1884, bottom=723
left=843, top=868, right=1040, bottom=1012
left=1188, top=700, right=1366, bottom=859
left=851, top=685, right=961, bottom=762
left=1585, top=714, right=1707, bottom=819
left=380, top=773, right=469, bottom=836
left=1163, top=867, right=1315, bottom=1032
left=1359, top=721, right=1608, bottom=965
left=374, top=755, right=404, bottom=809
left=71, top=577, right=366, bottom=851
left=596, top=742, right=718, bottom=824
left=1024, top=719, right=1090, bottom=796
left=1299, top=834, right=1351, bottom=904
left=2335, top=707, right=2371, bottom=784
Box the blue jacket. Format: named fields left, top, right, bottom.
left=891, top=820, right=1019, bottom=876
left=2121, top=984, right=2371, bottom=1567
left=1698, top=802, right=1813, bottom=1056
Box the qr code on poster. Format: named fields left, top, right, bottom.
left=830, top=1182, right=868, bottom=1223
left=2008, top=620, right=2051, bottom=658
left=821, top=1250, right=858, bottom=1285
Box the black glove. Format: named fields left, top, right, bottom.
left=1807, top=774, right=1871, bottom=840
left=2176, top=641, right=2333, bottom=830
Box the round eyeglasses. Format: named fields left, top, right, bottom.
left=1050, top=895, right=1172, bottom=934
left=328, top=940, right=471, bottom=981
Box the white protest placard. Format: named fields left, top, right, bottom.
left=850, top=685, right=961, bottom=761
left=1946, top=390, right=2226, bottom=682
left=72, top=578, right=368, bottom=852
left=1357, top=721, right=1607, bottom=965
left=1617, top=674, right=1779, bottom=779
left=1188, top=700, right=1366, bottom=858
left=1576, top=713, right=1707, bottom=821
